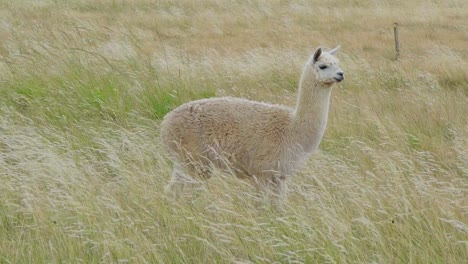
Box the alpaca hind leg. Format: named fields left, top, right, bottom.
left=164, top=164, right=193, bottom=199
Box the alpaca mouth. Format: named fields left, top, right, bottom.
left=334, top=77, right=344, bottom=82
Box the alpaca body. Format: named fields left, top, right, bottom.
left=161, top=46, right=344, bottom=198
left=161, top=96, right=328, bottom=180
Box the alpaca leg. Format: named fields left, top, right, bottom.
left=164, top=164, right=193, bottom=199
left=271, top=177, right=288, bottom=209
left=253, top=175, right=288, bottom=209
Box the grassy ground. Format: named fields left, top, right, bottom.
left=0, top=0, right=467, bottom=263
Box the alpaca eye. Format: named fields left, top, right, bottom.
left=319, top=65, right=327, bottom=70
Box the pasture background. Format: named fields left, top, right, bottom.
left=0, top=0, right=467, bottom=263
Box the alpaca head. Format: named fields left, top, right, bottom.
left=309, top=46, right=344, bottom=87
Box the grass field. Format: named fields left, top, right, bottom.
left=0, top=0, right=467, bottom=263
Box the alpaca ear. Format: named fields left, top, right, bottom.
left=312, top=47, right=322, bottom=64
left=329, top=45, right=341, bottom=55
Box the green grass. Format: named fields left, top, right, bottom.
left=0, top=0, right=467, bottom=263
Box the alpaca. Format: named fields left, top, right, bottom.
left=160, top=46, right=344, bottom=200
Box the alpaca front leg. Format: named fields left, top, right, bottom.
left=271, top=176, right=288, bottom=209
left=254, top=174, right=288, bottom=209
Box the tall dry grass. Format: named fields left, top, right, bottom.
left=0, top=0, right=467, bottom=263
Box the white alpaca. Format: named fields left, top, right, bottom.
left=160, top=46, right=344, bottom=200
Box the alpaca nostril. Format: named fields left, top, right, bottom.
left=337, top=72, right=344, bottom=77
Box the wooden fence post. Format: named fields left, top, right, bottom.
left=394, top=22, right=400, bottom=61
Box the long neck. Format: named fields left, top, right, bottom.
left=289, top=65, right=333, bottom=153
